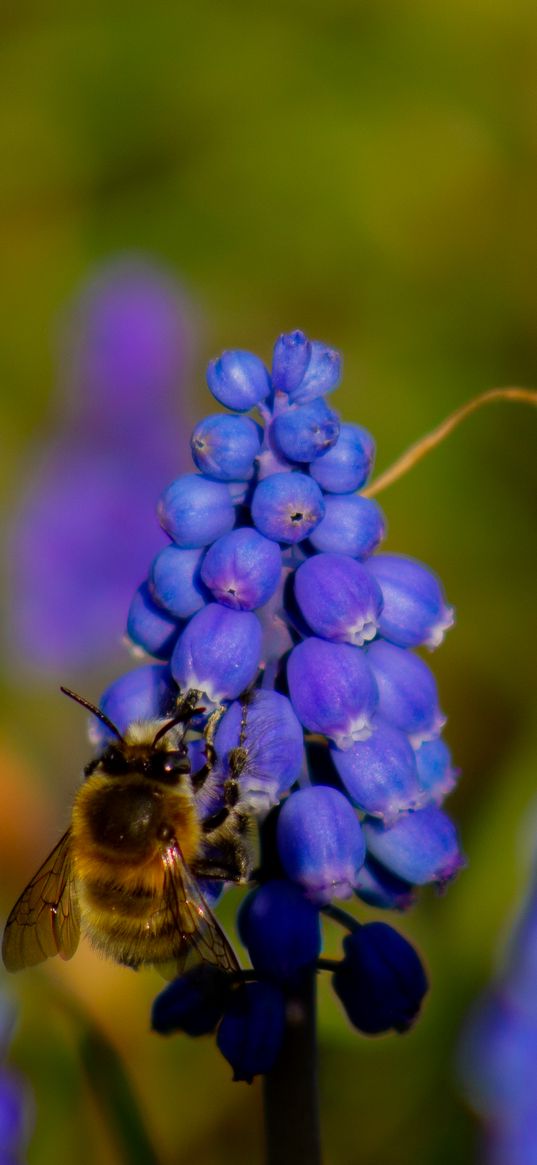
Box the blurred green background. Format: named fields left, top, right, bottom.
left=1, top=2, right=536, bottom=1162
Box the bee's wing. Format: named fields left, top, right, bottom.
left=159, top=844, right=239, bottom=979
left=2, top=830, right=80, bottom=971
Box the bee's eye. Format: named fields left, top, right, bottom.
left=102, top=746, right=130, bottom=776
left=147, top=749, right=191, bottom=783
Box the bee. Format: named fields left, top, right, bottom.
left=2, top=686, right=254, bottom=977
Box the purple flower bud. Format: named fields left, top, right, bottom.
left=289, top=341, right=342, bottom=404
left=272, top=330, right=312, bottom=393
left=251, top=471, right=325, bottom=544
left=157, top=474, right=235, bottom=549
left=294, top=553, right=383, bottom=647
left=287, top=637, right=378, bottom=748
left=217, top=981, right=286, bottom=1082
left=206, top=350, right=271, bottom=412
left=309, top=495, right=386, bottom=558
left=214, top=689, right=304, bottom=812
left=270, top=398, right=340, bottom=463
left=366, top=553, right=454, bottom=650
left=171, top=604, right=262, bottom=702
left=277, top=786, right=366, bottom=904
left=414, top=737, right=459, bottom=803
left=332, top=922, right=428, bottom=1035
left=93, top=664, right=177, bottom=744
left=363, top=804, right=465, bottom=886
left=238, top=881, right=322, bottom=982
left=310, top=423, right=376, bottom=493
left=200, top=528, right=282, bottom=611
left=355, top=857, right=415, bottom=911
left=149, top=545, right=207, bottom=619
left=331, top=719, right=424, bottom=824
left=151, top=965, right=232, bottom=1036
left=366, top=640, right=446, bottom=745
left=126, top=581, right=181, bottom=660
left=190, top=413, right=262, bottom=482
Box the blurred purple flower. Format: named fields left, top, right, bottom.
left=7, top=257, right=195, bottom=674
left=460, top=856, right=537, bottom=1163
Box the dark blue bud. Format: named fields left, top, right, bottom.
left=310, top=423, right=375, bottom=493
left=332, top=922, right=428, bottom=1035
left=272, top=330, right=312, bottom=393
left=251, top=471, right=325, bottom=543
left=355, top=857, right=415, bottom=911
left=367, top=640, right=445, bottom=745
left=309, top=494, right=386, bottom=558
left=331, top=719, right=424, bottom=824
left=363, top=804, right=465, bottom=886
left=214, top=689, right=304, bottom=813
left=414, top=737, right=459, bottom=803
left=277, top=786, right=366, bottom=904
left=171, top=603, right=262, bottom=702
left=149, top=545, right=207, bottom=619
left=190, top=413, right=262, bottom=482
left=151, top=965, right=232, bottom=1036
left=206, top=350, right=271, bottom=412
left=200, top=527, right=282, bottom=611
left=216, top=981, right=286, bottom=1082
left=94, top=665, right=177, bottom=744
left=270, top=398, right=340, bottom=463
left=238, top=881, right=322, bottom=981
left=126, top=581, right=181, bottom=660
left=157, top=473, right=235, bottom=549
left=366, top=554, right=454, bottom=650
left=294, top=553, right=383, bottom=646
left=287, top=637, right=378, bottom=748
left=289, top=340, right=342, bottom=404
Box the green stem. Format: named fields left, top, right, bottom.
left=263, top=970, right=321, bottom=1165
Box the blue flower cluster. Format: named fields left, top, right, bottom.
left=96, top=329, right=463, bottom=1079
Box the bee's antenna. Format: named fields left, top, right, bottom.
left=60, top=686, right=125, bottom=742
left=152, top=696, right=206, bottom=748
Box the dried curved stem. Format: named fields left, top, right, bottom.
left=363, top=387, right=537, bottom=498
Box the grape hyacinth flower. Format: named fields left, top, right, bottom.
left=87, top=329, right=462, bottom=1096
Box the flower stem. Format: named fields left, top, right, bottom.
left=364, top=386, right=537, bottom=498
left=263, top=970, right=322, bottom=1165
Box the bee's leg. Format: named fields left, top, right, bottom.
left=191, top=704, right=226, bottom=790
left=192, top=830, right=252, bottom=884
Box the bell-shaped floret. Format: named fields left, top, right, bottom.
left=126, top=581, right=181, bottom=659
left=332, top=922, right=428, bottom=1035
left=355, top=857, right=415, bottom=911
left=149, top=545, right=207, bottom=620
left=310, top=423, right=375, bottom=493
left=414, top=737, right=459, bottom=803
left=363, top=803, right=465, bottom=886
left=331, top=719, right=424, bottom=824
left=190, top=413, right=262, bottom=481
left=216, top=981, right=286, bottom=1082
left=251, top=471, right=325, bottom=543
left=366, top=553, right=454, bottom=649
left=201, top=528, right=282, bottom=611
left=238, top=881, right=322, bottom=982
left=214, top=689, right=304, bottom=814
left=206, top=350, right=271, bottom=412
left=309, top=494, right=386, bottom=558
left=270, top=398, right=340, bottom=463
left=289, top=340, right=342, bottom=404
left=151, top=965, right=232, bottom=1036
left=171, top=604, right=262, bottom=702
left=158, top=473, right=235, bottom=549
left=277, top=785, right=366, bottom=904
left=294, top=553, right=383, bottom=647
left=287, top=637, right=378, bottom=749
left=366, top=640, right=446, bottom=745
left=93, top=664, right=177, bottom=744
left=272, top=329, right=311, bottom=393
